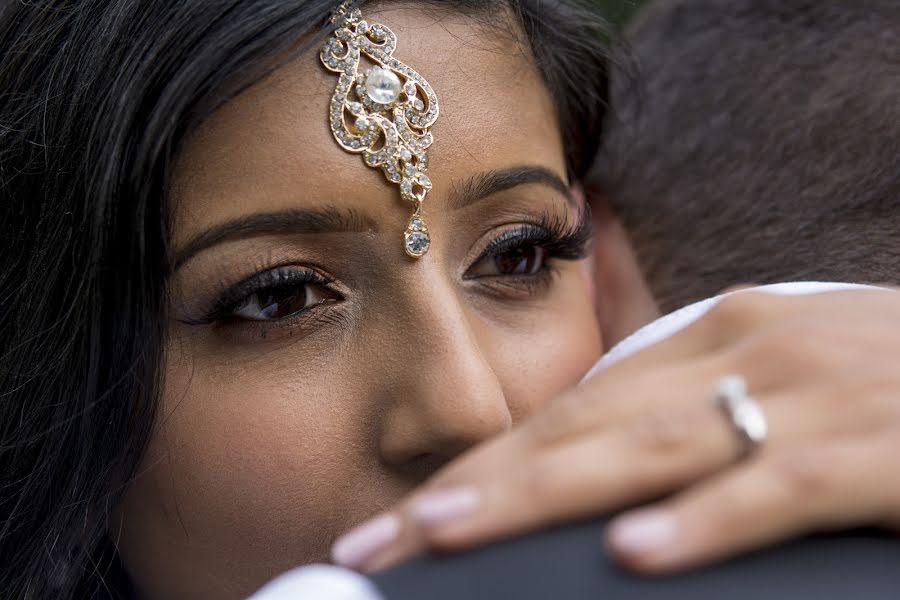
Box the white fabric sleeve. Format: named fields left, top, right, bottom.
left=247, top=564, right=384, bottom=600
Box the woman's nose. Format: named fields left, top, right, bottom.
left=375, top=294, right=512, bottom=472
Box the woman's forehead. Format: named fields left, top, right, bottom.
left=170, top=5, right=566, bottom=252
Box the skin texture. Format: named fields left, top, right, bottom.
left=114, top=6, right=602, bottom=599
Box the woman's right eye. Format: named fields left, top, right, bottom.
left=194, top=266, right=343, bottom=328
left=229, top=282, right=334, bottom=322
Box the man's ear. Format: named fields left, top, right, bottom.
left=584, top=189, right=660, bottom=346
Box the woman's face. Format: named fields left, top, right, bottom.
left=116, top=6, right=602, bottom=599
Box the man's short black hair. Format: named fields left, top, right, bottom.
left=592, top=0, right=900, bottom=312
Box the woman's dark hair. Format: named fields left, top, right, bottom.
left=0, top=1, right=609, bottom=597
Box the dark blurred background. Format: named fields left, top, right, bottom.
left=594, top=0, right=648, bottom=26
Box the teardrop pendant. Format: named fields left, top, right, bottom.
left=404, top=215, right=430, bottom=258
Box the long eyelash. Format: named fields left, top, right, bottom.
left=180, top=266, right=334, bottom=326
left=479, top=206, right=593, bottom=264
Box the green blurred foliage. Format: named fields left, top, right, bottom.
left=593, top=0, right=649, bottom=27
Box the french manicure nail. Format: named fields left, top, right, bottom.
left=609, top=509, right=678, bottom=556
left=411, top=486, right=481, bottom=526
left=331, top=514, right=400, bottom=569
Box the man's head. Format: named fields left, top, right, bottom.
left=592, top=0, right=900, bottom=313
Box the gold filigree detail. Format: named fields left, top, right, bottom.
left=321, top=1, right=439, bottom=258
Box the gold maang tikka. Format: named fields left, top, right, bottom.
left=320, top=0, right=439, bottom=258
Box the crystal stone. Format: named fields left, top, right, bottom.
left=405, top=231, right=430, bottom=257
left=408, top=218, right=426, bottom=232
left=365, top=68, right=402, bottom=105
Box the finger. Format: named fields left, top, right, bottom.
left=401, top=383, right=824, bottom=564
left=360, top=486, right=480, bottom=573
left=335, top=432, right=538, bottom=572
left=398, top=367, right=892, bottom=566
left=406, top=378, right=835, bottom=554
left=413, top=404, right=737, bottom=552
left=410, top=355, right=724, bottom=491
left=607, top=433, right=900, bottom=574
left=357, top=394, right=739, bottom=572
left=373, top=355, right=869, bottom=569
left=522, top=355, right=726, bottom=447
left=357, top=361, right=732, bottom=571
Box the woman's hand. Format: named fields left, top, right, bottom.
left=331, top=288, right=900, bottom=574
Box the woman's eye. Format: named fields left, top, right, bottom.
left=231, top=283, right=331, bottom=322
left=469, top=245, right=548, bottom=278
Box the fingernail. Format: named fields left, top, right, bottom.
left=609, top=509, right=678, bottom=556
left=411, top=486, right=481, bottom=526
left=331, top=514, right=400, bottom=569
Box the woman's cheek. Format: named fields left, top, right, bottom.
left=117, top=356, right=376, bottom=596
left=491, top=276, right=603, bottom=422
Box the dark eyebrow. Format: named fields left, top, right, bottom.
left=170, top=206, right=374, bottom=271
left=171, top=166, right=570, bottom=271
left=448, top=166, right=572, bottom=211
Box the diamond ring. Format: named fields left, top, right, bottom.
left=713, top=374, right=768, bottom=459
